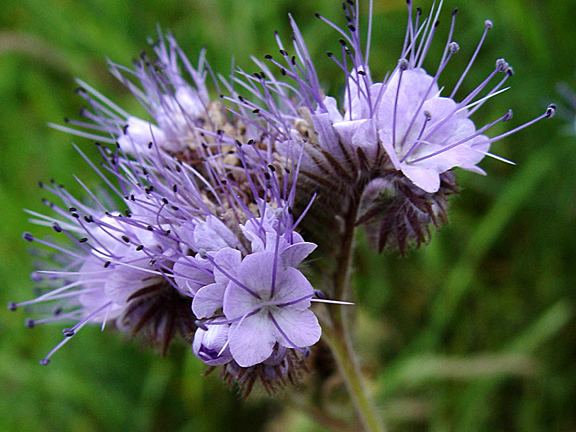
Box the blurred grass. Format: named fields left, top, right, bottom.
left=1, top=0, right=575, bottom=431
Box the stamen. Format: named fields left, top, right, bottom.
left=408, top=109, right=513, bottom=164
left=275, top=294, right=314, bottom=308
left=48, top=123, right=115, bottom=144
left=439, top=8, right=458, bottom=65
left=415, top=0, right=444, bottom=68
left=216, top=339, right=230, bottom=357
left=365, top=0, right=374, bottom=64
left=460, top=86, right=510, bottom=113
left=39, top=303, right=111, bottom=366
left=480, top=104, right=556, bottom=145
left=393, top=59, right=409, bottom=151
left=401, top=111, right=432, bottom=162
left=421, top=60, right=507, bottom=142
left=269, top=228, right=282, bottom=298
left=310, top=298, right=355, bottom=306
left=75, top=79, right=131, bottom=118
left=202, top=253, right=262, bottom=299
left=450, top=19, right=493, bottom=98
left=315, top=13, right=354, bottom=46
left=398, top=41, right=459, bottom=150
left=292, top=192, right=317, bottom=230
left=62, top=302, right=112, bottom=337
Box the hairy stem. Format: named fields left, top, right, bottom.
left=323, top=195, right=386, bottom=432
left=324, top=321, right=385, bottom=432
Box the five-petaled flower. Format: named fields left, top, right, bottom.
left=222, top=251, right=321, bottom=367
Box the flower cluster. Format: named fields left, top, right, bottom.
left=226, top=1, right=554, bottom=253
left=10, top=1, right=553, bottom=395
left=12, top=32, right=325, bottom=393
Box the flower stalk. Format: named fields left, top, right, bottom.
left=324, top=321, right=385, bottom=432
left=322, top=194, right=386, bottom=432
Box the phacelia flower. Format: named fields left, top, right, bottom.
left=193, top=324, right=233, bottom=366
left=52, top=32, right=210, bottom=155
left=14, top=179, right=194, bottom=363
left=222, top=250, right=321, bottom=367
left=9, top=32, right=327, bottom=395
left=172, top=201, right=321, bottom=391
left=227, top=1, right=555, bottom=253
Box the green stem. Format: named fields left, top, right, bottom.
left=324, top=317, right=386, bottom=432
left=322, top=196, right=386, bottom=432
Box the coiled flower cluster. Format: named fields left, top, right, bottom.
left=10, top=1, right=553, bottom=395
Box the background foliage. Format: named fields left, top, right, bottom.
left=1, top=0, right=574, bottom=430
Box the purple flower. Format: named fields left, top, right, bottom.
left=14, top=183, right=195, bottom=363
left=192, top=324, right=233, bottom=366
left=315, top=7, right=552, bottom=192
left=222, top=250, right=321, bottom=367
left=173, top=206, right=320, bottom=369
left=335, top=64, right=493, bottom=193
left=52, top=33, right=209, bottom=155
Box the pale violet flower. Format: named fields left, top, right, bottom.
left=375, top=66, right=491, bottom=193
left=52, top=34, right=210, bottom=155
left=193, top=324, right=233, bottom=366
left=222, top=251, right=321, bottom=367
left=118, top=85, right=209, bottom=153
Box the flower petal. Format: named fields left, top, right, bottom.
left=192, top=282, right=227, bottom=318
left=228, top=312, right=275, bottom=367
left=172, top=255, right=213, bottom=296
left=272, top=308, right=321, bottom=348
left=401, top=164, right=441, bottom=193
left=379, top=129, right=402, bottom=170
left=281, top=242, right=317, bottom=268
left=193, top=216, right=240, bottom=252
left=192, top=325, right=232, bottom=366
left=212, top=247, right=242, bottom=285
left=223, top=278, right=261, bottom=319
left=375, top=68, right=438, bottom=138
left=312, top=109, right=343, bottom=155
left=104, top=255, right=159, bottom=305
left=273, top=267, right=314, bottom=309
left=235, top=251, right=277, bottom=298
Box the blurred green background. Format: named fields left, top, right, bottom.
left=1, top=0, right=575, bottom=430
